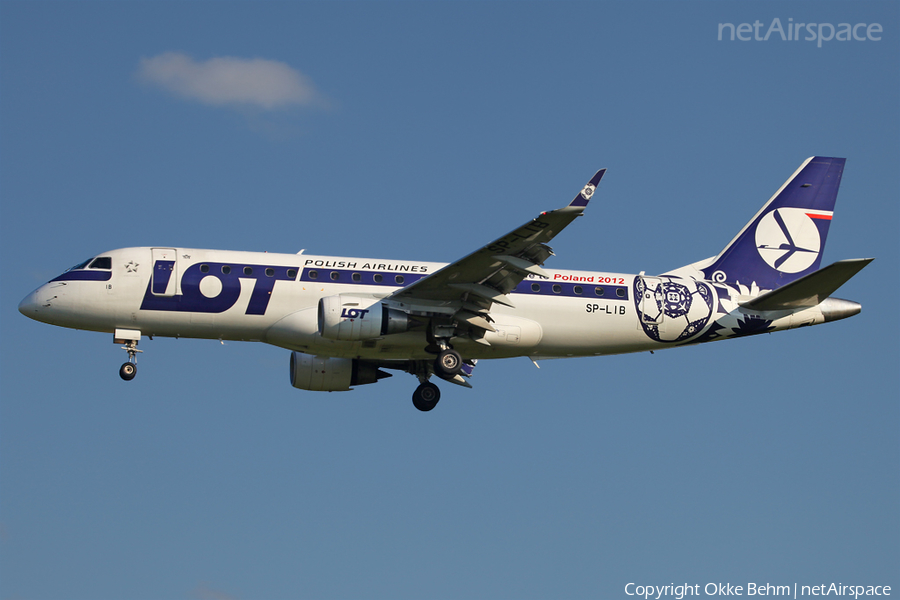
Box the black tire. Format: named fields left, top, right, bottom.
left=434, top=349, right=462, bottom=378
left=412, top=382, right=440, bottom=412
left=119, top=362, right=137, bottom=381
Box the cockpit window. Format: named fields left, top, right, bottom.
left=89, top=257, right=112, bottom=270
left=67, top=258, right=93, bottom=271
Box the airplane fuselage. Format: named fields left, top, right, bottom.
left=18, top=158, right=870, bottom=410
left=20, top=246, right=851, bottom=364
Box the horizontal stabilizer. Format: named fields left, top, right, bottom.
left=742, top=258, right=873, bottom=311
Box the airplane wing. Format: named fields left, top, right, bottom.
left=389, top=169, right=605, bottom=330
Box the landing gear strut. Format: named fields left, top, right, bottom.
left=412, top=381, right=441, bottom=412
left=119, top=339, right=142, bottom=381
left=413, top=319, right=470, bottom=410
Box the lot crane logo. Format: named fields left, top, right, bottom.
left=755, top=207, right=826, bottom=273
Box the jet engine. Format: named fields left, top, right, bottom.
left=317, top=295, right=412, bottom=341
left=290, top=352, right=391, bottom=392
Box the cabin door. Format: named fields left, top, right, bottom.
left=150, top=248, right=178, bottom=297
left=639, top=276, right=665, bottom=333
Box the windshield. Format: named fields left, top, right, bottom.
left=66, top=258, right=92, bottom=272
left=65, top=256, right=112, bottom=272
left=89, top=257, right=112, bottom=269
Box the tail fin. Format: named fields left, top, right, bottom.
left=700, top=157, right=845, bottom=289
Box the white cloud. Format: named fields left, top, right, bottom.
left=137, top=52, right=322, bottom=110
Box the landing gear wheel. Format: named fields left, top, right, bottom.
left=412, top=382, right=441, bottom=412
left=118, top=339, right=142, bottom=381
left=434, top=349, right=463, bottom=378
left=119, top=362, right=137, bottom=381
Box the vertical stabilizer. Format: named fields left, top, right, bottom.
left=701, top=156, right=845, bottom=289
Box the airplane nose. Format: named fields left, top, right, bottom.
left=18, top=290, right=41, bottom=318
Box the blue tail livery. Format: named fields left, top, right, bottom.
left=700, top=156, right=844, bottom=289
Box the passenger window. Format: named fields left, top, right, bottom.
left=574, top=285, right=583, bottom=295
left=616, top=288, right=626, bottom=298
left=222, top=266, right=231, bottom=275
left=200, top=264, right=210, bottom=273
left=552, top=284, right=562, bottom=294
left=308, top=270, right=318, bottom=280
left=352, top=273, right=361, bottom=282
left=88, top=257, right=112, bottom=269
left=373, top=274, right=383, bottom=283
left=266, top=268, right=275, bottom=277
left=287, top=269, right=297, bottom=279
left=594, top=287, right=604, bottom=296
left=531, top=283, right=541, bottom=292
left=330, top=272, right=340, bottom=281
left=243, top=267, right=253, bottom=276
left=395, top=275, right=405, bottom=285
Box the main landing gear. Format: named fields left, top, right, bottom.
left=412, top=381, right=440, bottom=412
left=119, top=339, right=142, bottom=381
left=434, top=348, right=462, bottom=378
left=409, top=347, right=470, bottom=412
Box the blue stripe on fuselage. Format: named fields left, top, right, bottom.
left=516, top=280, right=629, bottom=300
left=301, top=268, right=629, bottom=300
left=300, top=269, right=427, bottom=287
left=50, top=270, right=112, bottom=282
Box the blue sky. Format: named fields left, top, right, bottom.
left=1, top=2, right=897, bottom=599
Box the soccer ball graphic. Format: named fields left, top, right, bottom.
left=634, top=277, right=714, bottom=343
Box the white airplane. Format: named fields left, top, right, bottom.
left=19, top=157, right=872, bottom=411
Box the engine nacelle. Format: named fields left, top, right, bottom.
left=317, top=295, right=412, bottom=341
left=289, top=352, right=390, bottom=391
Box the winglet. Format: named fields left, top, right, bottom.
left=567, top=169, right=606, bottom=209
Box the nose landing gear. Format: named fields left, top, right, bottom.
left=119, top=339, right=142, bottom=381
left=119, top=361, right=137, bottom=381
